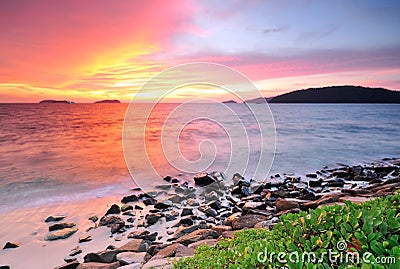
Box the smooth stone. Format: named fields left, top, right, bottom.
left=163, top=176, right=172, bottom=182
left=121, top=204, right=133, bottom=212
left=222, top=212, right=241, bottom=226
left=186, top=198, right=199, bottom=206
left=99, top=216, right=125, bottom=227
left=69, top=246, right=82, bottom=256
left=142, top=258, right=175, bottom=269
left=49, top=222, right=76, bottom=231
left=116, top=252, right=146, bottom=265
left=231, top=214, right=268, bottom=230
left=180, top=208, right=193, bottom=216
left=45, top=228, right=78, bottom=241
left=188, top=239, right=218, bottom=249
left=2, top=241, right=20, bottom=249
left=83, top=250, right=118, bottom=263
left=154, top=199, right=173, bottom=209
left=145, top=213, right=162, bottom=226
left=45, top=215, right=66, bottom=222
left=175, top=229, right=219, bottom=246
left=88, top=216, right=98, bottom=222
left=254, top=217, right=280, bottom=229
left=275, top=198, right=299, bottom=212
left=121, top=194, right=138, bottom=204
left=306, top=173, right=318, bottom=178
left=105, top=204, right=121, bottom=215
left=194, top=173, right=216, bottom=186
left=118, top=239, right=148, bottom=252
left=167, top=194, right=183, bottom=203
left=143, top=197, right=156, bottom=206
left=79, top=235, right=92, bottom=243
left=242, top=201, right=264, bottom=211
left=77, top=262, right=120, bottom=269
left=301, top=193, right=343, bottom=210
left=339, top=196, right=374, bottom=204
left=151, top=243, right=194, bottom=260
left=211, top=225, right=232, bottom=235
left=64, top=256, right=77, bottom=263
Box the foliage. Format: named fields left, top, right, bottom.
left=174, top=193, right=400, bottom=269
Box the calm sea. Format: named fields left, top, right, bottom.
left=0, top=103, right=399, bottom=212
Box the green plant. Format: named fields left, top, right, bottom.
left=174, top=193, right=400, bottom=269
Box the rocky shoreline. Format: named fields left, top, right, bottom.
left=2, top=158, right=400, bottom=269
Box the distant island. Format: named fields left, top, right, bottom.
left=94, top=99, right=121, bottom=104
left=222, top=100, right=238, bottom=104
left=246, top=86, right=400, bottom=103
left=39, top=100, right=75, bottom=104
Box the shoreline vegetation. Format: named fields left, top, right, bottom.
left=2, top=158, right=399, bottom=268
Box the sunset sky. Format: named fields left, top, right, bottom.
left=0, top=0, right=399, bottom=102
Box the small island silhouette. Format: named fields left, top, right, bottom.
left=246, top=86, right=400, bottom=103
left=94, top=100, right=121, bottom=104
left=39, top=100, right=75, bottom=104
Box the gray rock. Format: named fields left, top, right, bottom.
left=49, top=222, right=76, bottom=231
left=154, top=199, right=173, bottom=209
left=105, top=204, right=121, bottom=215
left=84, top=249, right=118, bottom=263
left=231, top=214, right=268, bottom=230
left=118, top=239, right=148, bottom=252
left=2, top=241, right=20, bottom=249
left=180, top=208, right=193, bottom=216
left=77, top=262, right=119, bottom=269
left=167, top=194, right=184, bottom=203
left=45, top=228, right=78, bottom=241
left=45, top=215, right=66, bottom=222
left=116, top=252, right=146, bottom=265
left=145, top=213, right=162, bottom=226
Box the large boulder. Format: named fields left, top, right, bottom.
left=83, top=250, right=118, bottom=263
left=194, top=173, right=216, bottom=186
left=118, top=239, right=148, bottom=253
left=275, top=198, right=299, bottom=212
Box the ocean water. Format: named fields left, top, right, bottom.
left=0, top=103, right=399, bottom=212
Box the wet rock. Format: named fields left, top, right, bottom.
left=3, top=241, right=20, bottom=249
left=163, top=176, right=172, bottom=182
left=275, top=198, right=299, bottom=212
left=69, top=246, right=82, bottom=256
left=188, top=239, right=218, bottom=250
left=223, top=212, right=241, bottom=226
left=175, top=229, right=219, bottom=246
left=172, top=223, right=210, bottom=239
left=45, top=215, right=66, bottom=222
left=165, top=214, right=178, bottom=222
left=116, top=252, right=146, bottom=265
left=77, top=262, right=120, bottom=269
left=88, top=216, right=98, bottom=222
left=207, top=200, right=222, bottom=210
left=105, top=204, right=121, bottom=215
left=301, top=193, right=342, bottom=210
left=143, top=197, right=157, bottom=206
left=308, top=179, right=322, bottom=187
left=49, top=222, right=76, bottom=231
left=194, top=173, right=216, bottom=186
left=64, top=256, right=77, bottom=263
left=128, top=230, right=158, bottom=242
left=179, top=217, right=194, bottom=226
left=306, top=173, right=318, bottom=178
left=121, top=205, right=133, bottom=212
left=145, top=213, right=162, bottom=226
left=121, top=194, right=138, bottom=204
left=180, top=208, right=193, bottom=216
left=152, top=243, right=194, bottom=260
left=155, top=184, right=171, bottom=190
left=198, top=206, right=218, bottom=217
left=231, top=214, right=268, bottom=230
left=167, top=194, right=183, bottom=203
left=79, top=235, right=92, bottom=243
left=332, top=170, right=349, bottom=178
left=83, top=249, right=118, bottom=263
left=254, top=217, right=280, bottom=229
left=45, top=228, right=78, bottom=241
left=99, top=215, right=124, bottom=226
left=211, top=225, right=232, bottom=235
left=54, top=261, right=80, bottom=269
left=326, top=178, right=345, bottom=187
left=118, top=239, right=148, bottom=253
left=242, top=201, right=265, bottom=211
left=154, top=199, right=173, bottom=209
left=111, top=222, right=125, bottom=234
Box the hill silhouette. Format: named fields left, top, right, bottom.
left=268, top=86, right=400, bottom=103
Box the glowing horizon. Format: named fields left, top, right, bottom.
left=1, top=0, right=400, bottom=103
